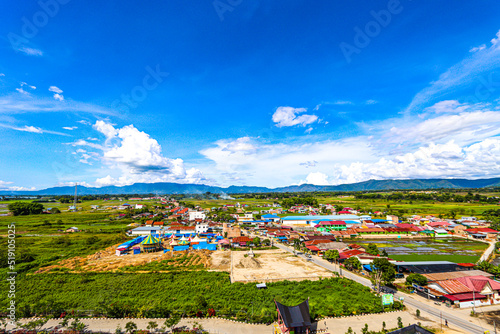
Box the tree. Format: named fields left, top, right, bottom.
left=164, top=313, right=181, bottom=331
left=293, top=238, right=302, bottom=250
left=69, top=318, right=87, bottom=332
left=262, top=239, right=271, bottom=246
left=147, top=321, right=158, bottom=332
left=8, top=201, right=44, bottom=216
left=324, top=249, right=340, bottom=262
left=370, top=258, right=396, bottom=293
left=124, top=321, right=137, bottom=334
left=366, top=244, right=379, bottom=256
left=476, top=261, right=493, bottom=272
left=253, top=237, right=261, bottom=246
left=405, top=273, right=428, bottom=286
left=381, top=248, right=389, bottom=257
left=51, top=207, right=61, bottom=214
left=344, top=257, right=361, bottom=271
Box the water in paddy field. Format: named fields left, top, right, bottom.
left=356, top=238, right=484, bottom=257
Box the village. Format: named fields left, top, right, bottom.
left=3, top=193, right=500, bottom=334
left=101, top=197, right=500, bottom=312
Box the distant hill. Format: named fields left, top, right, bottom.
left=1, top=178, right=500, bottom=195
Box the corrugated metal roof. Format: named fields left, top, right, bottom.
left=436, top=280, right=471, bottom=294
left=423, top=270, right=493, bottom=281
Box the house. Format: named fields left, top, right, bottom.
left=237, top=213, right=254, bottom=223
left=135, top=204, right=145, bottom=209
left=280, top=214, right=360, bottom=227
left=66, top=227, right=79, bottom=233
left=313, top=220, right=347, bottom=232
left=196, top=222, right=209, bottom=234
left=386, top=215, right=399, bottom=224
left=231, top=236, right=252, bottom=247
left=130, top=226, right=162, bottom=236
left=222, top=222, right=242, bottom=238
left=262, top=214, right=280, bottom=222
left=465, top=228, right=499, bottom=240
left=431, top=276, right=500, bottom=308
left=189, top=211, right=206, bottom=221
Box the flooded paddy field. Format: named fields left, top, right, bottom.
left=350, top=238, right=488, bottom=263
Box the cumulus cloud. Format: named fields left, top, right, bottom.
left=87, top=121, right=211, bottom=186
left=329, top=139, right=500, bottom=185
left=300, top=172, right=330, bottom=185
left=200, top=136, right=374, bottom=186
left=272, top=107, right=319, bottom=127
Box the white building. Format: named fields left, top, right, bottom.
left=237, top=213, right=254, bottom=223
left=135, top=204, right=145, bottom=209
left=196, top=222, right=209, bottom=234
left=189, top=211, right=206, bottom=221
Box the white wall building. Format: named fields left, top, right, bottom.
left=189, top=211, right=206, bottom=221
left=196, top=222, right=209, bottom=234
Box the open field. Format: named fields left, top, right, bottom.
left=35, top=247, right=212, bottom=273
left=228, top=249, right=333, bottom=282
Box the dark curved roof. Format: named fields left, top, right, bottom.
left=275, top=299, right=311, bottom=328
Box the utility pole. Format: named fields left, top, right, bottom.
left=73, top=183, right=78, bottom=211
left=440, top=312, right=442, bottom=332
left=473, top=290, right=476, bottom=314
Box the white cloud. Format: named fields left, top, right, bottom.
left=92, top=120, right=117, bottom=140
left=0, top=180, right=35, bottom=191
left=49, top=86, right=64, bottom=101
left=17, top=46, right=43, bottom=56
left=48, top=86, right=63, bottom=94
left=405, top=29, right=500, bottom=114
left=0, top=123, right=69, bottom=136
left=491, top=30, right=500, bottom=45
left=272, top=106, right=319, bottom=128
left=63, top=126, right=78, bottom=130
left=200, top=136, right=374, bottom=186
left=0, top=73, right=5, bottom=77
left=470, top=44, right=486, bottom=53
left=0, top=93, right=116, bottom=116
left=328, top=139, right=500, bottom=185
left=88, top=121, right=211, bottom=186
left=300, top=172, right=330, bottom=185
left=332, top=100, right=354, bottom=105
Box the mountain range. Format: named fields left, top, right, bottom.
left=1, top=178, right=500, bottom=195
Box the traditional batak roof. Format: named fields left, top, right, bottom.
left=275, top=299, right=311, bottom=329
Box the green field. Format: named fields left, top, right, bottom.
left=0, top=271, right=402, bottom=322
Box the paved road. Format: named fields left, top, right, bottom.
left=479, top=240, right=496, bottom=262
left=273, top=242, right=489, bottom=334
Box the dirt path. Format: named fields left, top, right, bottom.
left=8, top=309, right=466, bottom=334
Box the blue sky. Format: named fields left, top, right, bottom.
left=1, top=0, right=500, bottom=190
